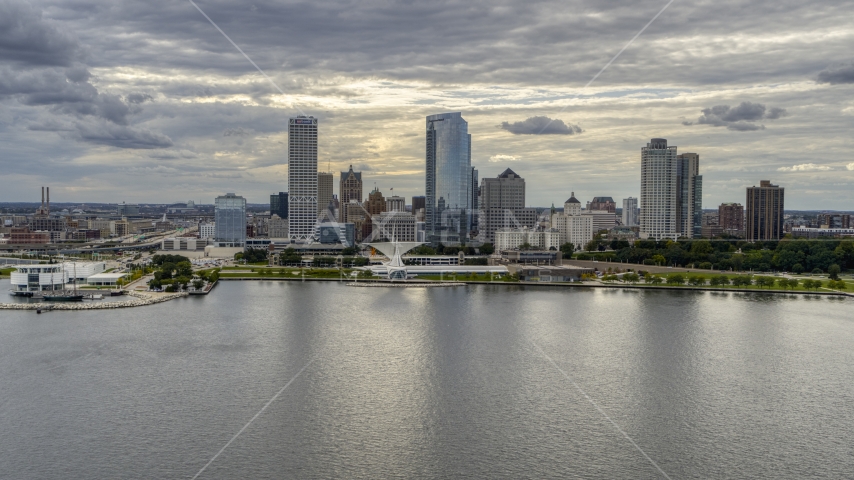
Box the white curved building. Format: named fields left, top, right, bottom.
left=9, top=265, right=68, bottom=294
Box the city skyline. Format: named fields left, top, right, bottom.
left=1, top=1, right=854, bottom=209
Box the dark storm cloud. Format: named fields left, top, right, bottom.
left=683, top=102, right=788, bottom=131
left=499, top=116, right=582, bottom=135
left=817, top=61, right=854, bottom=84
left=0, top=0, right=83, bottom=66
left=28, top=116, right=173, bottom=149
left=0, top=0, right=169, bottom=148
left=31, top=0, right=851, bottom=89
left=126, top=93, right=153, bottom=104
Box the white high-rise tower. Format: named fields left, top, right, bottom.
left=639, top=138, right=679, bottom=240
left=288, top=116, right=318, bottom=241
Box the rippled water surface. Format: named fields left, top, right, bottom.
left=1, top=281, right=852, bottom=479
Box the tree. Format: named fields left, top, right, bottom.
left=792, top=263, right=805, bottom=274
left=754, top=276, right=775, bottom=289
left=666, top=274, right=686, bottom=285
left=585, top=239, right=600, bottom=252
left=827, top=280, right=847, bottom=290
left=340, top=246, right=358, bottom=256
left=581, top=273, right=597, bottom=281
left=279, top=248, right=303, bottom=265
left=192, top=279, right=204, bottom=290
left=519, top=242, right=534, bottom=251
left=622, top=272, right=640, bottom=284
left=731, top=276, right=752, bottom=287
left=690, top=240, right=714, bottom=256
left=651, top=254, right=667, bottom=266
left=609, top=239, right=630, bottom=251
left=687, top=275, right=706, bottom=286
left=828, top=264, right=841, bottom=281
left=149, top=278, right=162, bottom=289
left=787, top=278, right=800, bottom=290
left=646, top=275, right=664, bottom=285
left=478, top=243, right=494, bottom=255
left=802, top=279, right=822, bottom=291
left=559, top=242, right=575, bottom=259
left=710, top=275, right=730, bottom=287
left=176, top=261, right=193, bottom=278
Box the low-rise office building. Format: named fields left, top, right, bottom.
left=494, top=227, right=562, bottom=252
left=162, top=237, right=207, bottom=251
left=500, top=250, right=563, bottom=266
left=792, top=227, right=854, bottom=238
left=86, top=272, right=129, bottom=286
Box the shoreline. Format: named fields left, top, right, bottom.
left=0, top=291, right=188, bottom=310
left=219, top=277, right=853, bottom=297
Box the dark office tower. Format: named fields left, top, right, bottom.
left=478, top=168, right=538, bottom=243
left=426, top=112, right=472, bottom=245
left=270, top=192, right=288, bottom=219
left=318, top=172, right=334, bottom=215
left=746, top=180, right=784, bottom=242
left=339, top=165, right=363, bottom=223
left=471, top=167, right=479, bottom=233
left=677, top=153, right=702, bottom=239
left=411, top=196, right=426, bottom=212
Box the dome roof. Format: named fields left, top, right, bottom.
left=565, top=192, right=580, bottom=204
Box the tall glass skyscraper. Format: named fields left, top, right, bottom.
left=214, top=193, right=246, bottom=247
left=288, top=116, right=318, bottom=241
left=425, top=112, right=472, bottom=245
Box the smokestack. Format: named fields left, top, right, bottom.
left=47, top=187, right=50, bottom=213
left=41, top=187, right=45, bottom=209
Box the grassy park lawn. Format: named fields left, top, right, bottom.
left=600, top=271, right=851, bottom=292
left=219, top=267, right=356, bottom=279
left=0, top=267, right=14, bottom=276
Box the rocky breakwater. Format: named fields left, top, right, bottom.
left=0, top=291, right=188, bottom=310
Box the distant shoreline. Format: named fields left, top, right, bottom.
left=219, top=277, right=853, bottom=297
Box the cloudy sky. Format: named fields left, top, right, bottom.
left=1, top=0, right=853, bottom=209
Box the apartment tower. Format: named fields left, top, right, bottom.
left=746, top=180, right=784, bottom=241
left=639, top=139, right=702, bottom=240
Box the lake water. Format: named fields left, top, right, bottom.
left=1, top=281, right=852, bottom=479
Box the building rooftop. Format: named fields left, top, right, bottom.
left=565, top=192, right=580, bottom=204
